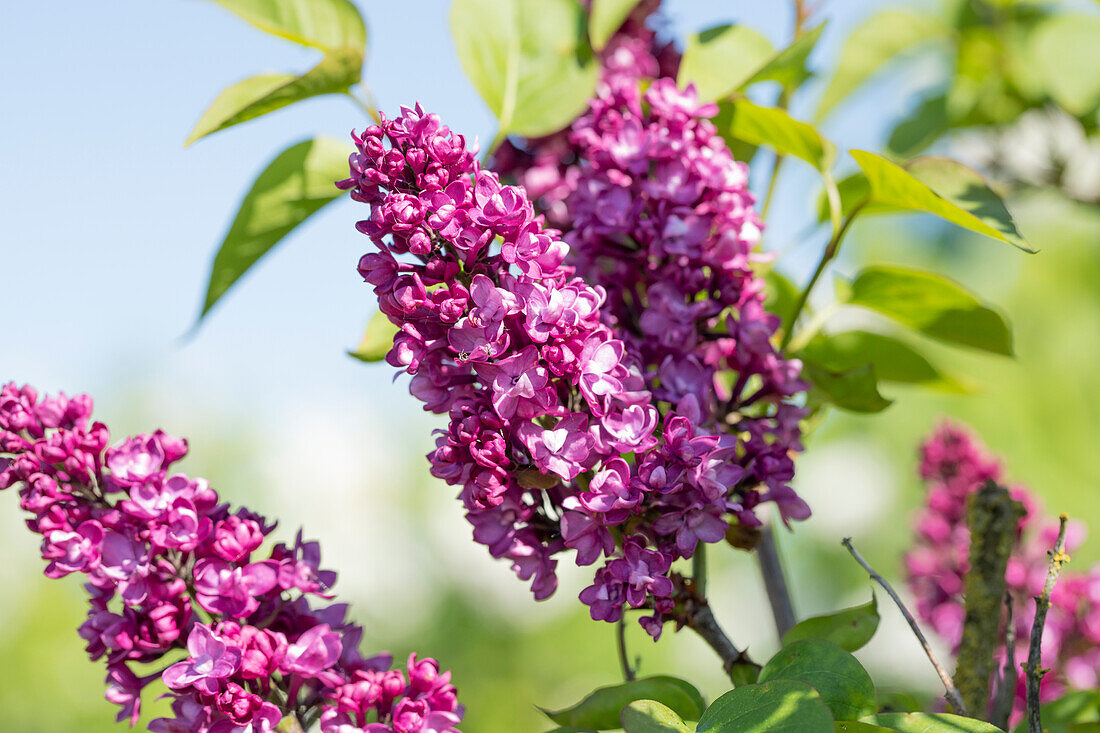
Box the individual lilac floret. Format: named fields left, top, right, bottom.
left=0, top=383, right=463, bottom=733
left=905, top=422, right=1100, bottom=721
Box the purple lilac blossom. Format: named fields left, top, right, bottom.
left=906, top=422, right=1100, bottom=720
left=0, top=383, right=462, bottom=733
left=340, top=92, right=808, bottom=639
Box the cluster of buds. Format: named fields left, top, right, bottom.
left=906, top=423, right=1100, bottom=715
left=0, top=383, right=461, bottom=733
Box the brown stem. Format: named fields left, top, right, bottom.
left=1026, top=514, right=1070, bottom=733
left=842, top=537, right=968, bottom=716
left=757, top=525, right=797, bottom=638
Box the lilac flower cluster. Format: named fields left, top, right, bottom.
left=906, top=423, right=1100, bottom=714
left=340, top=100, right=807, bottom=639
left=0, top=383, right=462, bottom=733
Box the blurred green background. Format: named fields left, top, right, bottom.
left=2, top=0, right=1099, bottom=730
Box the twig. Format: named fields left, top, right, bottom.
left=757, top=525, right=797, bottom=638
left=842, top=537, right=967, bottom=716
left=990, top=593, right=1017, bottom=731
left=617, top=616, right=636, bottom=682
left=1026, top=514, right=1070, bottom=733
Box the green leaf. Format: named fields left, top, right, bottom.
left=817, top=172, right=905, bottom=223
left=696, top=679, right=835, bottom=733
left=1014, top=690, right=1100, bottom=733
left=837, top=724, right=893, bottom=733
left=716, top=99, right=835, bottom=173
left=209, top=0, right=366, bottom=52
left=861, top=713, right=1005, bottom=732
left=645, top=676, right=707, bottom=717
left=816, top=10, right=944, bottom=120
left=621, top=700, right=692, bottom=733
left=742, top=23, right=826, bottom=91
left=186, top=49, right=361, bottom=144
left=347, top=311, right=398, bottom=363
left=588, top=0, right=642, bottom=51
left=886, top=95, right=948, bottom=158
left=799, top=332, right=968, bottom=392
left=678, top=24, right=774, bottom=102
left=846, top=266, right=1013, bottom=356
left=198, top=137, right=350, bottom=320
left=803, top=362, right=893, bottom=414
left=758, top=639, right=877, bottom=721
left=1028, top=14, right=1100, bottom=116
left=541, top=677, right=705, bottom=730
left=782, top=594, right=880, bottom=652
left=763, top=269, right=799, bottom=333
left=849, top=151, right=1035, bottom=252
left=451, top=0, right=599, bottom=138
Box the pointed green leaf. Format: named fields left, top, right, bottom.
left=186, top=49, right=361, bottom=144
left=803, top=362, right=893, bottom=414
left=816, top=10, right=944, bottom=120
left=758, top=639, right=877, bottom=721
left=1028, top=14, right=1100, bottom=116
left=742, top=23, right=826, bottom=91
left=861, top=713, right=1005, bottom=732
left=621, top=699, right=692, bottom=733
left=716, top=99, right=835, bottom=173
left=849, top=151, right=1035, bottom=252
left=836, top=724, right=893, bottom=732
left=209, top=0, right=366, bottom=52
left=347, top=311, right=398, bottom=363
left=816, top=172, right=904, bottom=223
left=588, top=0, right=643, bottom=51
left=678, top=24, right=774, bottom=102
left=846, top=266, right=1013, bottom=356
left=696, top=679, right=835, bottom=733
left=451, top=0, right=599, bottom=138
left=541, top=677, right=704, bottom=730
left=199, top=137, right=350, bottom=320
left=782, top=594, right=880, bottom=652
left=799, top=332, right=968, bottom=392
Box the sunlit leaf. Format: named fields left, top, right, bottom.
left=846, top=266, right=1013, bottom=356
left=799, top=332, right=968, bottom=392
left=678, top=24, right=774, bottom=102
left=696, top=679, right=835, bottom=733
left=861, top=713, right=1005, bottom=732
left=849, top=151, right=1035, bottom=252
left=816, top=10, right=944, bottom=120
left=540, top=677, right=704, bottom=730
left=588, top=0, right=642, bottom=51
left=743, top=23, right=826, bottom=91
left=209, top=0, right=366, bottom=52
left=620, top=699, right=692, bottom=733
left=187, top=50, right=361, bottom=144
left=451, top=0, right=599, bottom=137
left=782, top=593, right=880, bottom=652
left=198, top=137, right=350, bottom=320
left=758, top=640, right=876, bottom=721
left=836, top=724, right=893, bottom=732
left=886, top=94, right=948, bottom=158
left=716, top=99, right=835, bottom=173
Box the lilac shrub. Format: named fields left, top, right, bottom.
left=339, top=96, right=808, bottom=641
left=0, top=383, right=462, bottom=733
left=906, top=423, right=1100, bottom=716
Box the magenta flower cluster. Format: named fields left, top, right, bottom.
left=906, top=423, right=1100, bottom=714
left=0, top=383, right=462, bottom=733
left=339, top=95, right=807, bottom=638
